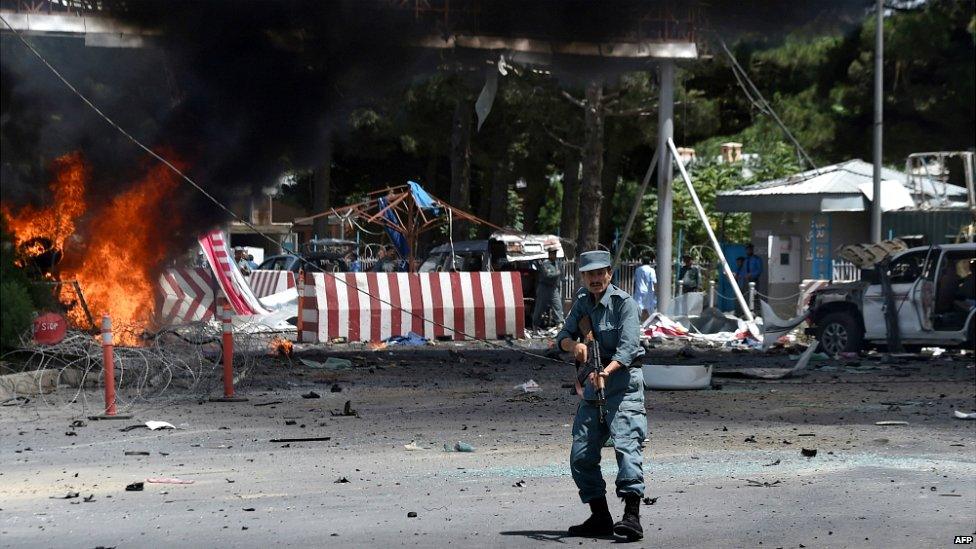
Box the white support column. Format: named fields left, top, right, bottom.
left=655, top=59, right=675, bottom=315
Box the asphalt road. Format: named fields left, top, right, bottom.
left=2, top=346, right=974, bottom=548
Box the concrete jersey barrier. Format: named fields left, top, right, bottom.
left=301, top=271, right=525, bottom=343
left=249, top=269, right=296, bottom=298
left=157, top=267, right=217, bottom=325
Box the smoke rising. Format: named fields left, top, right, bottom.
left=1, top=0, right=871, bottom=253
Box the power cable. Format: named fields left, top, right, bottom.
left=717, top=36, right=819, bottom=172
left=0, top=14, right=571, bottom=366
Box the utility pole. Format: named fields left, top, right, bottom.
left=871, top=0, right=884, bottom=243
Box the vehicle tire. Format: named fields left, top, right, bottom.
left=816, top=312, right=864, bottom=355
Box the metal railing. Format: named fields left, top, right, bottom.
left=560, top=260, right=643, bottom=305
left=831, top=260, right=861, bottom=282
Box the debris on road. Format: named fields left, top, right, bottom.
left=331, top=400, right=358, bottom=417
left=50, top=492, right=80, bottom=499
left=268, top=436, right=332, bottom=443
left=801, top=448, right=818, bottom=458
left=513, top=480, right=526, bottom=487
left=254, top=401, right=284, bottom=407
left=303, top=357, right=353, bottom=370
left=507, top=392, right=545, bottom=403
left=715, top=342, right=819, bottom=380
left=386, top=332, right=429, bottom=346
left=745, top=479, right=782, bottom=487
left=445, top=441, right=475, bottom=452
left=334, top=477, right=350, bottom=483
left=146, top=477, right=194, bottom=484
left=407, top=511, right=418, bottom=518
left=124, top=451, right=150, bottom=456
left=875, top=421, right=909, bottom=426
left=301, top=391, right=321, bottom=399
left=146, top=421, right=176, bottom=431
left=125, top=482, right=144, bottom=491
left=404, top=441, right=426, bottom=451
left=764, top=459, right=781, bottom=467
left=514, top=379, right=541, bottom=393
left=642, top=497, right=658, bottom=505
left=953, top=411, right=976, bottom=420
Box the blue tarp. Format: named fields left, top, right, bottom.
left=408, top=180, right=441, bottom=215
left=379, top=196, right=410, bottom=260
left=379, top=181, right=442, bottom=261
left=385, top=331, right=429, bottom=346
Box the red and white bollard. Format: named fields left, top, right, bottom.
left=102, top=314, right=117, bottom=415
left=211, top=303, right=247, bottom=402
left=89, top=314, right=131, bottom=419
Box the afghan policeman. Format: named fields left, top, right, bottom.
left=532, top=248, right=565, bottom=329
left=555, top=250, right=646, bottom=542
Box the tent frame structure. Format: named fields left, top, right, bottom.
left=295, top=184, right=503, bottom=271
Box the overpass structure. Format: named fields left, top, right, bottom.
left=1, top=0, right=703, bottom=313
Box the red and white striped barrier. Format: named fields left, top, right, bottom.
left=198, top=230, right=269, bottom=316
left=300, top=272, right=525, bottom=343
left=249, top=270, right=296, bottom=298
left=157, top=267, right=217, bottom=325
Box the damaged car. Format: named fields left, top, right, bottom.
left=805, top=243, right=975, bottom=354
left=419, top=232, right=569, bottom=324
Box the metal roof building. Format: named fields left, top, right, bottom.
left=715, top=159, right=968, bottom=214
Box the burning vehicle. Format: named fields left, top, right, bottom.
left=805, top=243, right=976, bottom=354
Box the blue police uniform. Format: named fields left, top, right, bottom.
left=533, top=258, right=565, bottom=328
left=556, top=278, right=646, bottom=503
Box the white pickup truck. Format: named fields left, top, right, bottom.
left=805, top=243, right=975, bottom=354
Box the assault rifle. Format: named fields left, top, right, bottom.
left=576, top=315, right=607, bottom=424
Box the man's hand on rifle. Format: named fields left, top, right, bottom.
left=573, top=342, right=587, bottom=363
left=587, top=361, right=621, bottom=388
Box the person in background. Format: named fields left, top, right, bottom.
left=245, top=253, right=259, bottom=272
left=734, top=256, right=747, bottom=293
left=234, top=248, right=251, bottom=276
left=632, top=253, right=656, bottom=321
left=532, top=248, right=564, bottom=329
left=743, top=243, right=763, bottom=288
left=345, top=251, right=362, bottom=272
left=373, top=245, right=397, bottom=273
left=677, top=254, right=701, bottom=293
left=371, top=246, right=387, bottom=272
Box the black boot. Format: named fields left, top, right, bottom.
left=613, top=494, right=643, bottom=542
left=567, top=497, right=613, bottom=537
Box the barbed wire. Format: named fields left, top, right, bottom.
left=0, top=322, right=291, bottom=415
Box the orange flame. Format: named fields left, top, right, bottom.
left=2, top=152, right=88, bottom=251
left=270, top=336, right=294, bottom=358
left=2, top=152, right=183, bottom=344
left=60, top=162, right=181, bottom=336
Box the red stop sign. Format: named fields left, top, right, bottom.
left=33, top=312, right=67, bottom=345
